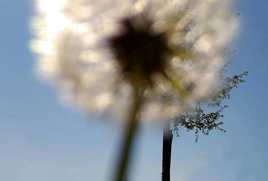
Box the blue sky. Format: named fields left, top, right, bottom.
left=0, top=0, right=268, bottom=180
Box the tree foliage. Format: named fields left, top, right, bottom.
left=173, top=71, right=248, bottom=142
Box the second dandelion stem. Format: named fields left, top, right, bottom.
left=162, top=125, right=173, bottom=181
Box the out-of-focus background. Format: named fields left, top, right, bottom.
left=0, top=0, right=267, bottom=180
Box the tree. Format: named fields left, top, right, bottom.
left=161, top=71, right=248, bottom=181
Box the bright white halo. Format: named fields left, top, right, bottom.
left=30, top=0, right=239, bottom=122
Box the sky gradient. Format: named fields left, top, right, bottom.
left=0, top=0, right=268, bottom=180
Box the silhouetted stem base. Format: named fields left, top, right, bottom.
left=162, top=125, right=173, bottom=181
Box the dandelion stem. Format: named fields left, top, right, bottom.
left=114, top=85, right=144, bottom=181
left=162, top=124, right=173, bottom=181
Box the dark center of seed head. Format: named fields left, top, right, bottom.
left=108, top=16, right=170, bottom=85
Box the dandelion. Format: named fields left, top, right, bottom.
left=30, top=0, right=238, bottom=180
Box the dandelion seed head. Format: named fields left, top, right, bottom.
left=107, top=15, right=171, bottom=86
left=31, top=0, right=239, bottom=122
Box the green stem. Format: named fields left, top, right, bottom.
left=113, top=86, right=144, bottom=181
